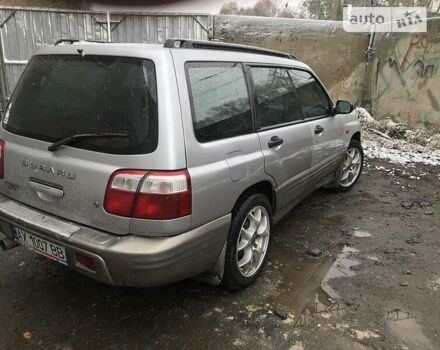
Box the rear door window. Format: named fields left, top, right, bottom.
left=186, top=62, right=252, bottom=143
left=288, top=69, right=332, bottom=119
left=250, top=66, right=303, bottom=128
left=3, top=55, right=158, bottom=155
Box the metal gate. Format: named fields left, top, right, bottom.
left=0, top=6, right=212, bottom=110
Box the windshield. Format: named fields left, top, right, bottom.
left=3, top=54, right=158, bottom=155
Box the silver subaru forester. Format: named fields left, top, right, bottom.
left=0, top=39, right=362, bottom=289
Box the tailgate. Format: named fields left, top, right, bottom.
left=0, top=49, right=186, bottom=235
left=0, top=136, right=134, bottom=234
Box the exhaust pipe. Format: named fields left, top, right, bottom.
left=0, top=232, right=18, bottom=251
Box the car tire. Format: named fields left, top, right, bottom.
left=334, top=139, right=364, bottom=192
left=222, top=193, right=272, bottom=290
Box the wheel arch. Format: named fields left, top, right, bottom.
left=232, top=181, right=276, bottom=215
left=351, top=131, right=361, bottom=143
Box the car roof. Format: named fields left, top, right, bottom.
left=35, top=41, right=311, bottom=71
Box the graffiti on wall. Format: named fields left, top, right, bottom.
left=374, top=32, right=440, bottom=128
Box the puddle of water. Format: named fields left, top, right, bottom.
left=353, top=230, right=372, bottom=238
left=296, top=286, right=345, bottom=326
left=271, top=244, right=360, bottom=326
left=386, top=309, right=433, bottom=350
left=324, top=246, right=360, bottom=281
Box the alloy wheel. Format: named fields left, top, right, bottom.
left=340, top=147, right=362, bottom=187
left=236, top=205, right=270, bottom=278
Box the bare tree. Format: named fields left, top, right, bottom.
left=220, top=0, right=301, bottom=18
left=253, top=0, right=278, bottom=17
left=219, top=1, right=240, bottom=15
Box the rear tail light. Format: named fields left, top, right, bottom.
left=0, top=139, right=4, bottom=179
left=104, top=170, right=146, bottom=217
left=104, top=169, right=191, bottom=220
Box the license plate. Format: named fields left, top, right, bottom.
left=12, top=227, right=68, bottom=265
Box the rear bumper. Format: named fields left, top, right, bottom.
left=0, top=194, right=231, bottom=287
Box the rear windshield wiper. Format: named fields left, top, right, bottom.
left=48, top=133, right=129, bottom=152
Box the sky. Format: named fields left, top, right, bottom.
left=90, top=0, right=261, bottom=13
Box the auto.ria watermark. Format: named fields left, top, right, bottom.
left=343, top=6, right=427, bottom=32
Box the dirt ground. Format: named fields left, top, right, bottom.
left=0, top=156, right=439, bottom=350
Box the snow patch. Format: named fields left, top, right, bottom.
left=355, top=108, right=440, bottom=167
left=363, top=140, right=440, bottom=166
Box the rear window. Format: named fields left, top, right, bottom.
left=3, top=55, right=158, bottom=155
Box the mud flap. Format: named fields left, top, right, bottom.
left=194, top=242, right=227, bottom=286
left=324, top=157, right=345, bottom=189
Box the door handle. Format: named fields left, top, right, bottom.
left=268, top=136, right=284, bottom=148
left=314, top=125, right=324, bottom=134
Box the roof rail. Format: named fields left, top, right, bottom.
left=164, top=39, right=297, bottom=60
left=54, top=38, right=108, bottom=46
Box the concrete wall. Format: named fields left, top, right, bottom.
left=369, top=18, right=440, bottom=130
left=213, top=15, right=370, bottom=105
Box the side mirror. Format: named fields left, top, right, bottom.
left=334, top=100, right=354, bottom=114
